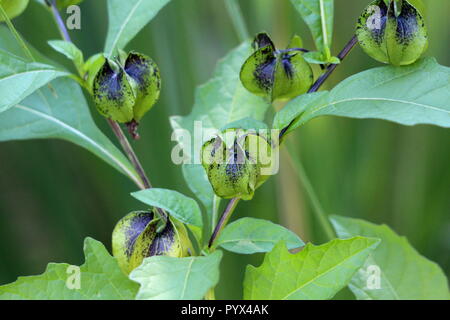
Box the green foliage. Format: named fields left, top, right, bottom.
left=0, top=238, right=139, bottom=300
left=92, top=52, right=161, bottom=124
left=170, top=41, right=270, bottom=208
left=0, top=25, right=56, bottom=63
left=201, top=130, right=272, bottom=201
left=0, top=77, right=142, bottom=187
left=330, top=215, right=450, bottom=300
left=244, top=237, right=380, bottom=299
left=48, top=40, right=84, bottom=74
left=129, top=251, right=222, bottom=300
left=0, top=0, right=448, bottom=302
left=213, top=217, right=304, bottom=254
left=131, top=188, right=203, bottom=231
left=0, top=0, right=29, bottom=22
left=0, top=49, right=67, bottom=113
left=182, top=164, right=215, bottom=214
left=274, top=58, right=450, bottom=136
left=104, top=0, right=171, bottom=57
left=171, top=41, right=269, bottom=159
left=289, top=0, right=337, bottom=63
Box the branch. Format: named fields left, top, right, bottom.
left=279, top=35, right=358, bottom=139
left=208, top=197, right=240, bottom=248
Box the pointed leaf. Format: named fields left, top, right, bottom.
left=104, top=0, right=171, bottom=57
left=48, top=40, right=84, bottom=72
left=0, top=77, right=142, bottom=187
left=331, top=215, right=450, bottom=300
left=129, top=251, right=222, bottom=300
left=244, top=237, right=380, bottom=300
left=214, top=217, right=304, bottom=254
left=131, top=188, right=203, bottom=228
left=0, top=238, right=139, bottom=300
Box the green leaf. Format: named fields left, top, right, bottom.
left=170, top=41, right=269, bottom=161
left=243, top=237, right=380, bottom=300
left=330, top=215, right=450, bottom=300
left=0, top=238, right=139, bottom=300
left=131, top=188, right=203, bottom=228
left=290, top=0, right=334, bottom=58
left=0, top=49, right=68, bottom=113
left=214, top=217, right=304, bottom=254
left=48, top=40, right=84, bottom=73
left=104, top=0, right=171, bottom=57
left=0, top=77, right=143, bottom=187
left=274, top=58, right=450, bottom=135
left=129, top=251, right=222, bottom=300
left=0, top=25, right=57, bottom=65
left=303, top=51, right=339, bottom=65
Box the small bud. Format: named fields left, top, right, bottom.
left=0, top=0, right=29, bottom=22
left=240, top=32, right=313, bottom=102
left=92, top=51, right=160, bottom=137
left=356, top=0, right=428, bottom=66
left=201, top=129, right=272, bottom=201
left=112, top=211, right=191, bottom=275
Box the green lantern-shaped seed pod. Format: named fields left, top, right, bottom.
left=240, top=32, right=313, bottom=102
left=0, top=0, right=29, bottom=22
left=112, top=210, right=192, bottom=275
left=93, top=51, right=160, bottom=125
left=124, top=52, right=161, bottom=121
left=201, top=129, right=273, bottom=201
left=356, top=0, right=428, bottom=66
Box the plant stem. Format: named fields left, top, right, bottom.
left=279, top=35, right=358, bottom=139
left=47, top=2, right=167, bottom=221
left=49, top=0, right=71, bottom=42
left=106, top=119, right=151, bottom=189
left=285, top=143, right=335, bottom=240
left=208, top=197, right=240, bottom=248
left=224, top=0, right=249, bottom=42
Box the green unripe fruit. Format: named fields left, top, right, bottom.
left=92, top=51, right=160, bottom=125
left=240, top=32, right=313, bottom=102
left=0, top=0, right=29, bottom=22
left=112, top=211, right=191, bottom=275
left=201, top=129, right=273, bottom=201
left=124, top=52, right=161, bottom=121
left=356, top=0, right=428, bottom=66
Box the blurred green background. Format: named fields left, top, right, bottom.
left=0, top=0, right=448, bottom=299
